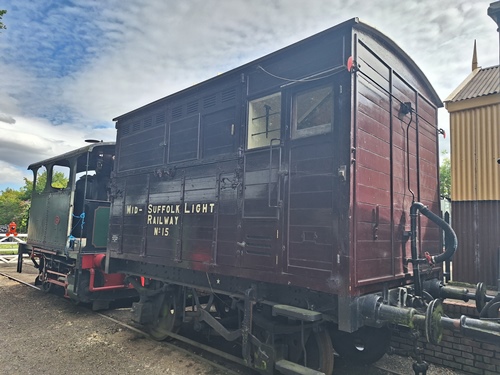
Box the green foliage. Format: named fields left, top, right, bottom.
left=1, top=170, right=69, bottom=233
left=0, top=188, right=27, bottom=231
left=22, top=170, right=68, bottom=197
left=51, top=171, right=68, bottom=189
left=0, top=10, right=7, bottom=30
left=440, top=151, right=451, bottom=198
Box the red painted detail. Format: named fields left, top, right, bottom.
left=93, top=253, right=106, bottom=269
left=46, top=279, right=66, bottom=288
left=80, top=254, right=95, bottom=269
left=88, top=268, right=128, bottom=292
left=54, top=216, right=60, bottom=225
left=189, top=249, right=211, bottom=271
left=6, top=222, right=17, bottom=237
left=347, top=56, right=354, bottom=72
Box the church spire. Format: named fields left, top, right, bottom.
left=472, top=39, right=478, bottom=71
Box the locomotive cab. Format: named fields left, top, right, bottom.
left=25, top=142, right=114, bottom=254
left=17, top=142, right=135, bottom=309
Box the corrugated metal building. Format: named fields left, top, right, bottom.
left=444, top=51, right=500, bottom=286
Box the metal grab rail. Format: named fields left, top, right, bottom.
left=268, top=138, right=282, bottom=208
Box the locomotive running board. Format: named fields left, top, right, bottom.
left=275, top=359, right=325, bottom=375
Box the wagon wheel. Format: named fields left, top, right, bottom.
left=148, top=288, right=183, bottom=341
left=331, top=326, right=391, bottom=365
left=287, top=329, right=334, bottom=375
left=41, top=279, right=52, bottom=293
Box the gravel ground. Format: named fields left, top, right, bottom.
left=0, top=262, right=464, bottom=375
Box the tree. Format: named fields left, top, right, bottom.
left=0, top=171, right=69, bottom=232
left=0, top=188, right=25, bottom=229
left=440, top=151, right=451, bottom=199
left=22, top=170, right=69, bottom=198
left=0, top=10, right=7, bottom=31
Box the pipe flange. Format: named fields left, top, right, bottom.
left=425, top=299, right=444, bottom=344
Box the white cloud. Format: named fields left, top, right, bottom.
left=0, top=113, right=15, bottom=124
left=0, top=160, right=28, bottom=188
left=0, top=115, right=115, bottom=188
left=0, top=0, right=498, bottom=189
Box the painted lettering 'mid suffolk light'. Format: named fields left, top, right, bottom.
left=146, top=202, right=216, bottom=236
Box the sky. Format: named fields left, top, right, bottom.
left=0, top=0, right=498, bottom=191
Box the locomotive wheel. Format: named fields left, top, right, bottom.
left=331, top=326, right=391, bottom=365
left=75, top=271, right=92, bottom=303
left=288, top=329, right=334, bottom=375
left=148, top=289, right=182, bottom=341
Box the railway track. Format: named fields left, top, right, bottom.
left=0, top=268, right=408, bottom=375
left=0, top=269, right=250, bottom=375
left=0, top=270, right=40, bottom=290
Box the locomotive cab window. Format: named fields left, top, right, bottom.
left=293, top=85, right=333, bottom=138
left=51, top=165, right=70, bottom=190
left=247, top=92, right=281, bottom=149
left=32, top=167, right=48, bottom=193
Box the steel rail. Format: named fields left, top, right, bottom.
left=0, top=270, right=40, bottom=290
left=97, top=311, right=248, bottom=375
left=0, top=269, right=247, bottom=375
left=1, top=269, right=408, bottom=375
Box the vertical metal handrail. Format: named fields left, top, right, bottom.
left=268, top=138, right=282, bottom=208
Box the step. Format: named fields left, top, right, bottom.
left=275, top=359, right=325, bottom=375
left=272, top=304, right=322, bottom=322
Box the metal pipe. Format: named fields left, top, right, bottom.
left=439, top=315, right=500, bottom=344
left=410, top=203, right=423, bottom=296
left=410, top=202, right=458, bottom=265
left=88, top=268, right=126, bottom=292
left=488, top=0, right=500, bottom=295
left=360, top=294, right=500, bottom=345
left=498, top=247, right=500, bottom=291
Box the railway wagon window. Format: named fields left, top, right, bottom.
left=51, top=165, right=70, bottom=189
left=293, top=86, right=333, bottom=138
left=247, top=92, right=281, bottom=149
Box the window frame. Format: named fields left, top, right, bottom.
left=291, top=84, right=334, bottom=139
left=246, top=92, right=282, bottom=150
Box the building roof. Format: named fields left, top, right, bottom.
left=446, top=65, right=499, bottom=103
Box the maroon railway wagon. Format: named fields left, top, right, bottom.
left=106, top=19, right=499, bottom=374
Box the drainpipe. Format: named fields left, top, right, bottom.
left=488, top=1, right=500, bottom=291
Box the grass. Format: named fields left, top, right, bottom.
left=0, top=242, right=19, bottom=254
